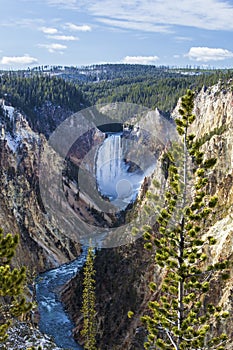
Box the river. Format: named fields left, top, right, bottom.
left=36, top=248, right=88, bottom=349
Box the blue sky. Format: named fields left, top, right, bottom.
left=1, top=0, right=233, bottom=69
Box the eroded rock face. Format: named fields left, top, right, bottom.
left=62, top=82, right=233, bottom=349
left=173, top=83, right=233, bottom=208
left=0, top=102, right=82, bottom=272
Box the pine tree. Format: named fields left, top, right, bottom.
left=141, top=90, right=229, bottom=350
left=0, top=228, right=32, bottom=342
left=81, top=245, right=97, bottom=350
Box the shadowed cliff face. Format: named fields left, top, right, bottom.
left=61, top=82, right=233, bottom=349
left=61, top=239, right=154, bottom=350
left=33, top=102, right=74, bottom=138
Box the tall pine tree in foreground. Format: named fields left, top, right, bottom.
left=141, top=90, right=229, bottom=350
left=0, top=228, right=32, bottom=342
left=81, top=245, right=97, bottom=350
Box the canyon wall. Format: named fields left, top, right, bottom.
left=0, top=102, right=82, bottom=272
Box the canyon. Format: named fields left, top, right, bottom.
left=0, top=78, right=233, bottom=349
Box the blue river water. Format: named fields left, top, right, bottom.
left=36, top=248, right=88, bottom=349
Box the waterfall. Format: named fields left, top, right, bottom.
left=96, top=132, right=154, bottom=210
left=96, top=133, right=125, bottom=201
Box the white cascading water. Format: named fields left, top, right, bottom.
left=96, top=133, right=152, bottom=210
left=96, top=133, right=123, bottom=199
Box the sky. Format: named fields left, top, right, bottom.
left=1, top=0, right=233, bottom=69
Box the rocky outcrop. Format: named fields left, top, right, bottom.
left=192, top=84, right=233, bottom=347
left=61, top=82, right=233, bottom=349
left=4, top=321, right=64, bottom=350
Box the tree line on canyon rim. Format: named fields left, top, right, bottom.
left=0, top=89, right=231, bottom=349
left=0, top=67, right=232, bottom=128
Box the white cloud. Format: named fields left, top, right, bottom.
left=38, top=43, right=67, bottom=53
left=122, top=55, right=159, bottom=64
left=186, top=47, right=233, bottom=62
left=0, top=55, right=38, bottom=65
left=47, top=0, right=77, bottom=8
left=1, top=18, right=44, bottom=29
left=98, top=18, right=171, bottom=33
left=175, top=36, right=193, bottom=42
left=47, top=35, right=79, bottom=41
left=40, top=26, right=58, bottom=34
left=46, top=0, right=233, bottom=32
left=64, top=23, right=92, bottom=32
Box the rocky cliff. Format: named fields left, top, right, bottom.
left=0, top=101, right=82, bottom=273
left=61, top=82, right=233, bottom=349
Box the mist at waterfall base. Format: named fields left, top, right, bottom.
left=96, top=133, right=155, bottom=210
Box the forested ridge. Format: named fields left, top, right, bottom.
left=0, top=65, right=233, bottom=118
left=81, top=67, right=233, bottom=113
left=0, top=74, right=86, bottom=118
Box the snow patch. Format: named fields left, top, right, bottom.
left=1, top=102, right=40, bottom=154
left=3, top=105, right=15, bottom=120
left=6, top=132, right=21, bottom=153
left=4, top=321, right=64, bottom=350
